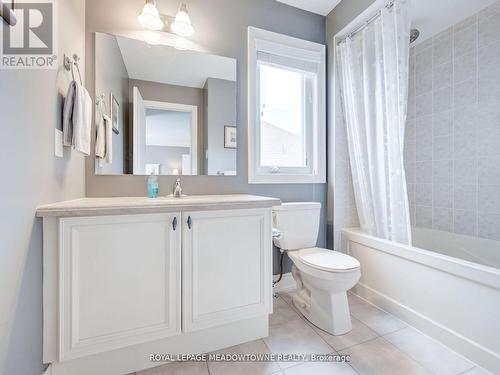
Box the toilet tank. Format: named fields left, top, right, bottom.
left=272, top=202, right=321, bottom=250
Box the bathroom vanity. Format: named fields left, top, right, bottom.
left=36, top=195, right=280, bottom=375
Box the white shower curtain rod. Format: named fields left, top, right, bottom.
left=338, top=0, right=395, bottom=44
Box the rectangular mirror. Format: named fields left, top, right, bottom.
left=94, top=32, right=237, bottom=176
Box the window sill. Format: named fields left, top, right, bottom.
left=248, top=173, right=326, bottom=184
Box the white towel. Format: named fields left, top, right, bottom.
left=104, top=114, right=112, bottom=163
left=73, top=83, right=92, bottom=155
left=95, top=114, right=112, bottom=163
left=62, top=81, right=76, bottom=146
left=95, top=114, right=106, bottom=159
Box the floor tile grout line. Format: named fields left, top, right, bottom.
left=349, top=291, right=480, bottom=371
left=260, top=334, right=297, bottom=373
left=457, top=368, right=477, bottom=375
left=349, top=301, right=472, bottom=375
left=381, top=319, right=478, bottom=371
left=281, top=292, right=388, bottom=352
left=380, top=325, right=408, bottom=337
left=379, top=333, right=475, bottom=375
left=334, top=334, right=382, bottom=353
left=347, top=362, right=362, bottom=375
left=279, top=294, right=348, bottom=353
left=458, top=366, right=494, bottom=375
left=349, top=291, right=410, bottom=327
left=279, top=291, right=480, bottom=374
left=371, top=335, right=444, bottom=372
left=274, top=295, right=360, bottom=370
left=205, top=359, right=211, bottom=375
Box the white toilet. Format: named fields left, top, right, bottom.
left=272, top=202, right=361, bottom=335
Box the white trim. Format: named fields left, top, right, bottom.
left=255, top=39, right=323, bottom=62
left=143, top=100, right=199, bottom=175
left=133, top=87, right=146, bottom=175
left=47, top=316, right=268, bottom=375
left=247, top=26, right=326, bottom=184
left=273, top=272, right=297, bottom=293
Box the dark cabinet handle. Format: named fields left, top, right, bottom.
left=172, top=217, right=177, bottom=231
left=187, top=216, right=192, bottom=229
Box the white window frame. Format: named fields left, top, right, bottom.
left=248, top=26, right=326, bottom=184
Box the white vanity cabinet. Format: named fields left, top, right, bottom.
left=182, top=209, right=272, bottom=332
left=37, top=195, right=279, bottom=375
left=58, top=213, right=182, bottom=361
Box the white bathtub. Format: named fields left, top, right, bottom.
left=341, top=227, right=500, bottom=374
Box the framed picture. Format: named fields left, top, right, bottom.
left=110, top=93, right=120, bottom=134
left=224, top=126, right=237, bottom=149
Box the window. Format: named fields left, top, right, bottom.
left=248, top=27, right=326, bottom=184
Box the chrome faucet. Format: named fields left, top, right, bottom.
left=172, top=178, right=183, bottom=198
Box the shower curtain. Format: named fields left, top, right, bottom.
left=337, top=0, right=412, bottom=244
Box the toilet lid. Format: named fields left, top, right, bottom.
left=299, top=248, right=360, bottom=272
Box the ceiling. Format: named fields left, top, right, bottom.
left=278, top=0, right=499, bottom=45
left=116, top=36, right=236, bottom=89
left=409, top=0, right=498, bottom=45
left=276, top=0, right=342, bottom=16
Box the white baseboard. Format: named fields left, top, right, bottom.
left=47, top=316, right=268, bottom=375
left=353, top=283, right=497, bottom=375
left=273, top=272, right=296, bottom=293
left=42, top=364, right=53, bottom=375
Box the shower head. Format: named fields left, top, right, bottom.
left=410, top=29, right=420, bottom=44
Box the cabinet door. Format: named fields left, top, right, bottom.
left=59, top=213, right=181, bottom=361
left=182, top=208, right=272, bottom=332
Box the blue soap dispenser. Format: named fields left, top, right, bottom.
left=147, top=171, right=159, bottom=198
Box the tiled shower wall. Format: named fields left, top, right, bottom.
left=405, top=1, right=500, bottom=241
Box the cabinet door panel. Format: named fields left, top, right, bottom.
left=59, top=213, right=181, bottom=360
left=182, top=209, right=272, bottom=332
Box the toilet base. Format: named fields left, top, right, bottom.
left=290, top=265, right=354, bottom=336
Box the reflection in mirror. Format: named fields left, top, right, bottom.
left=94, top=32, right=237, bottom=176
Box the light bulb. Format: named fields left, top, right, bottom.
left=138, top=1, right=164, bottom=31
left=170, top=3, right=194, bottom=37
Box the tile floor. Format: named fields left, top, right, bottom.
left=134, top=292, right=490, bottom=375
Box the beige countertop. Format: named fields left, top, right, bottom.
left=36, top=194, right=282, bottom=218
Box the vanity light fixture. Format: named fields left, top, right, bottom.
left=138, top=0, right=164, bottom=31
left=170, top=3, right=195, bottom=37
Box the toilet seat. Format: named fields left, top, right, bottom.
left=297, top=248, right=360, bottom=273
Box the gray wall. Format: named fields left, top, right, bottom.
left=129, top=79, right=205, bottom=174
left=85, top=0, right=327, bottom=274
left=405, top=4, right=500, bottom=241
left=0, top=0, right=86, bottom=373
left=95, top=32, right=129, bottom=174
left=205, top=78, right=237, bottom=175
left=326, top=0, right=374, bottom=249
